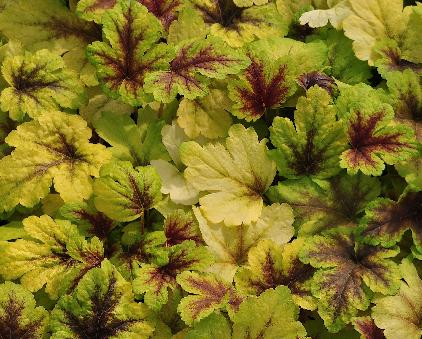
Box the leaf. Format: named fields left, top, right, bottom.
left=139, top=0, right=182, bottom=30
left=144, top=37, right=249, bottom=103
left=359, top=190, right=422, bottom=250
left=0, top=49, right=85, bottom=121
left=232, top=285, right=307, bottom=339
left=94, top=161, right=162, bottom=222
left=0, top=282, right=49, bottom=339
left=372, top=259, right=422, bottom=339
left=177, top=88, right=233, bottom=139
left=185, top=313, right=232, bottom=339
left=300, top=228, right=400, bottom=332
left=269, top=86, right=346, bottom=179
left=194, top=203, right=294, bottom=282
left=340, top=105, right=417, bottom=176
left=228, top=49, right=295, bottom=121
left=342, top=0, right=407, bottom=65
left=268, top=173, right=381, bottom=235
left=76, top=0, right=118, bottom=23
left=0, top=111, right=111, bottom=212
left=0, top=215, right=104, bottom=299
left=87, top=0, right=168, bottom=106
left=297, top=71, right=337, bottom=95
left=50, top=260, right=154, bottom=339
left=133, top=241, right=213, bottom=310
left=167, top=6, right=208, bottom=45
left=353, top=316, right=386, bottom=339
left=180, top=124, right=276, bottom=225
left=164, top=209, right=203, bottom=246
left=299, top=0, right=352, bottom=29
left=93, top=111, right=169, bottom=166
left=177, top=271, right=240, bottom=325
left=401, top=4, right=422, bottom=64
left=234, top=238, right=316, bottom=310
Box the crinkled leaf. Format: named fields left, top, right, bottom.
left=50, top=260, right=154, bottom=339
left=300, top=228, right=400, bottom=332
left=340, top=105, right=417, bottom=176
left=87, top=0, right=167, bottom=106
left=372, top=259, right=422, bottom=339
left=133, top=241, right=212, bottom=310
left=0, top=111, right=111, bottom=212
left=180, top=124, right=276, bottom=225
left=145, top=37, right=249, bottom=102
left=1, top=49, right=85, bottom=121
left=94, top=161, right=162, bottom=222
left=0, top=215, right=104, bottom=299
left=269, top=86, right=346, bottom=179
left=232, top=285, right=307, bottom=339
left=0, top=282, right=49, bottom=339
left=268, top=173, right=381, bottom=235
left=194, top=203, right=294, bottom=282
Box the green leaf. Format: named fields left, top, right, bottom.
left=180, top=124, right=276, bottom=226
left=94, top=161, right=162, bottom=222
left=232, top=285, right=307, bottom=339
left=228, top=48, right=296, bottom=121
left=0, top=111, right=111, bottom=212
left=340, top=105, right=417, bottom=176
left=268, top=173, right=381, bottom=235
left=133, top=241, right=213, bottom=310
left=269, top=86, right=346, bottom=179
left=194, top=203, right=294, bottom=282
left=185, top=313, right=232, bottom=339
left=50, top=260, right=154, bottom=339
left=0, top=282, right=49, bottom=338
left=144, top=37, right=249, bottom=103
left=372, top=258, right=422, bottom=339
left=167, top=6, right=208, bottom=45
left=164, top=209, right=203, bottom=246
left=0, top=215, right=104, bottom=299
left=76, top=0, right=118, bottom=23
left=300, top=228, right=400, bottom=332
left=401, top=4, right=422, bottom=64
left=0, top=49, right=85, bottom=121
left=87, top=0, right=168, bottom=106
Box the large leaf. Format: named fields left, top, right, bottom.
left=0, top=215, right=104, bottom=299
left=50, top=260, right=154, bottom=339
left=300, top=228, right=400, bottom=332
left=180, top=124, right=276, bottom=225
left=269, top=86, right=346, bottom=179
left=0, top=111, right=111, bottom=212
left=144, top=37, right=249, bottom=102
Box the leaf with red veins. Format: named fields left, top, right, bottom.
left=353, top=316, right=386, bottom=339
left=77, top=0, right=118, bottom=23
left=164, top=209, right=204, bottom=246
left=145, top=37, right=249, bottom=102
left=87, top=0, right=172, bottom=106
left=139, top=0, right=181, bottom=30
left=340, top=106, right=417, bottom=176
left=298, top=71, right=337, bottom=95
left=360, top=190, right=422, bottom=250
left=132, top=241, right=213, bottom=310
left=228, top=52, right=295, bottom=121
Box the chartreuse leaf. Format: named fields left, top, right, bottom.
left=0, top=215, right=104, bottom=299
left=93, top=111, right=169, bottom=166
left=235, top=238, right=316, bottom=310
left=145, top=37, right=249, bottom=103
left=300, top=228, right=400, bottom=332
left=164, top=209, right=203, bottom=246
left=232, top=286, right=307, bottom=339
left=185, top=313, right=231, bottom=339
left=269, top=86, right=346, bottom=179
left=180, top=124, right=276, bottom=226
left=94, top=161, right=162, bottom=222
left=340, top=104, right=417, bottom=176
left=360, top=190, right=422, bottom=250
left=268, top=173, right=381, bottom=235
left=87, top=0, right=168, bottom=106
left=0, top=49, right=85, bottom=121
left=342, top=0, right=407, bottom=65
left=133, top=240, right=213, bottom=310
left=372, top=259, right=422, bottom=339
left=0, top=109, right=14, bottom=159
left=167, top=6, right=208, bottom=45
left=195, top=203, right=294, bottom=282
left=139, top=0, right=182, bottom=31
left=0, top=111, right=111, bottom=212
left=76, top=0, right=118, bottom=23
left=0, top=282, right=49, bottom=338
left=177, top=88, right=233, bottom=139
left=50, top=260, right=154, bottom=339
left=352, top=316, right=386, bottom=339
left=177, top=270, right=242, bottom=325
left=190, top=0, right=288, bottom=47
left=228, top=46, right=296, bottom=121
left=401, top=4, right=422, bottom=64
